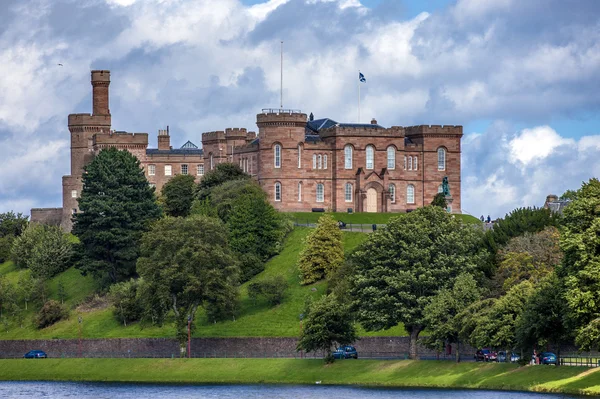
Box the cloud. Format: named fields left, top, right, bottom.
left=508, top=126, right=574, bottom=166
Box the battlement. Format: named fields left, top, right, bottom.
left=405, top=125, right=463, bottom=136
left=257, top=109, right=307, bottom=126
left=93, top=131, right=148, bottom=146
left=320, top=125, right=404, bottom=139
left=224, top=127, right=248, bottom=138
left=91, top=70, right=110, bottom=84
left=202, top=131, right=226, bottom=142
left=68, top=113, right=111, bottom=127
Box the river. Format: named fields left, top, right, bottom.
left=0, top=382, right=582, bottom=398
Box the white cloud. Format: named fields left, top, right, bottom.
left=508, top=126, right=574, bottom=165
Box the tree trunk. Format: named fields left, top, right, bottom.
left=408, top=327, right=422, bottom=359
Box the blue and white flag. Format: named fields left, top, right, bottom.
left=359, top=72, right=366, bottom=82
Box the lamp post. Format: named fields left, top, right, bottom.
left=299, top=313, right=304, bottom=359
left=187, top=314, right=192, bottom=359
left=78, top=316, right=83, bottom=358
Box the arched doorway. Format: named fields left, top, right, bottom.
left=366, top=188, right=378, bottom=213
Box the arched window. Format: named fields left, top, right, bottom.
left=408, top=156, right=413, bottom=171
left=318, top=154, right=322, bottom=169
left=387, top=147, right=396, bottom=169
left=344, top=145, right=353, bottom=169
left=404, top=155, right=407, bottom=170
left=274, top=144, right=281, bottom=168
left=345, top=183, right=353, bottom=202
left=313, top=154, right=317, bottom=169
left=297, top=145, right=302, bottom=168
left=210, top=153, right=214, bottom=170
left=413, top=156, right=418, bottom=171
left=324, top=155, right=328, bottom=169
left=389, top=183, right=396, bottom=203
left=316, top=183, right=324, bottom=202
left=298, top=182, right=302, bottom=202
left=407, top=184, right=415, bottom=204
left=438, top=184, right=443, bottom=193
left=366, top=145, right=374, bottom=169
left=274, top=182, right=281, bottom=201
left=438, top=148, right=446, bottom=171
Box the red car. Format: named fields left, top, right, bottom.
left=474, top=349, right=498, bottom=362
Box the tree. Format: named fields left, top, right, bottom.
left=210, top=179, right=264, bottom=223
left=195, top=163, right=249, bottom=201
left=160, top=174, right=196, bottom=217
left=559, top=189, right=578, bottom=201
left=297, top=294, right=358, bottom=362
left=10, top=224, right=44, bottom=269
left=57, top=280, right=67, bottom=304
left=73, top=147, right=162, bottom=286
left=557, top=178, right=600, bottom=349
left=109, top=278, right=143, bottom=326
left=423, top=273, right=481, bottom=362
left=29, top=226, right=73, bottom=279
left=298, top=214, right=344, bottom=285
left=36, top=300, right=68, bottom=329
left=0, top=212, right=28, bottom=263
left=17, top=272, right=37, bottom=310
left=0, top=277, right=16, bottom=318
left=430, top=193, right=448, bottom=209
left=136, top=216, right=239, bottom=344
left=350, top=206, right=487, bottom=359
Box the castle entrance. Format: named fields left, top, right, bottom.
left=366, top=188, right=378, bottom=213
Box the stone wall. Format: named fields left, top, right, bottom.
left=0, top=337, right=473, bottom=359
left=30, top=208, right=62, bottom=226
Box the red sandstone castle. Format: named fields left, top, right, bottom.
left=32, top=70, right=462, bottom=230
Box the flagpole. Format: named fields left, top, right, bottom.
left=358, top=70, right=360, bottom=123
left=280, top=41, right=283, bottom=109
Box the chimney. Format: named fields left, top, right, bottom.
left=546, top=194, right=558, bottom=204
left=371, top=118, right=378, bottom=125
left=91, top=70, right=110, bottom=116
left=158, top=128, right=170, bottom=150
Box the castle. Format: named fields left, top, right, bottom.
left=31, top=70, right=462, bottom=230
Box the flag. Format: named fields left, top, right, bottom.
left=359, top=72, right=366, bottom=82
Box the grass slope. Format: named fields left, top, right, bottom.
left=288, top=212, right=481, bottom=225
left=1, top=359, right=599, bottom=396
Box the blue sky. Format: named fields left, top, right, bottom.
left=0, top=0, right=599, bottom=218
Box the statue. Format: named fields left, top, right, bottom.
left=309, top=112, right=314, bottom=121
left=442, top=176, right=451, bottom=197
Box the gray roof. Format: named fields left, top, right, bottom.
left=546, top=200, right=571, bottom=214
left=146, top=148, right=204, bottom=156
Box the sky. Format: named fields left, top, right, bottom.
left=1, top=0, right=599, bottom=219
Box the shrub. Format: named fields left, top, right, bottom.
left=36, top=300, right=68, bottom=329
left=298, top=214, right=344, bottom=284
left=11, top=224, right=44, bottom=269
left=247, top=276, right=287, bottom=306
left=109, top=278, right=143, bottom=326
left=237, top=253, right=265, bottom=283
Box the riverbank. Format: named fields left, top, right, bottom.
left=1, top=359, right=599, bottom=396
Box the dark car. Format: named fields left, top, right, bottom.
left=497, top=351, right=520, bottom=363
left=24, top=350, right=47, bottom=359
left=333, top=346, right=358, bottom=359
left=540, top=352, right=557, bottom=365
left=474, top=349, right=498, bottom=362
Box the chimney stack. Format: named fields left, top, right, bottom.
left=91, top=70, right=110, bottom=116
left=371, top=118, right=378, bottom=125
left=158, top=128, right=171, bottom=150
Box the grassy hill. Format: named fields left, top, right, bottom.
left=287, top=212, right=481, bottom=225
left=0, top=227, right=406, bottom=339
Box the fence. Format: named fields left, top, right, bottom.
left=293, top=220, right=384, bottom=233
left=560, top=356, right=600, bottom=367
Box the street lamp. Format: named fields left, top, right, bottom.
left=187, top=314, right=192, bottom=359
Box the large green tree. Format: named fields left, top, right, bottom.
left=73, top=147, right=161, bottom=286
left=350, top=206, right=487, bottom=359
left=195, top=163, right=249, bottom=201
left=297, top=294, right=358, bottom=362
left=160, top=174, right=196, bottom=217
left=297, top=214, right=344, bottom=285
left=0, top=212, right=28, bottom=263
left=136, top=216, right=239, bottom=344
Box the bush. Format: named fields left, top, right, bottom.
left=109, top=278, right=143, bottom=326
left=11, top=224, right=44, bottom=269
left=238, top=253, right=265, bottom=283
left=247, top=276, right=287, bottom=306
left=0, top=235, right=14, bottom=263
left=36, top=300, right=68, bottom=329
left=298, top=214, right=344, bottom=284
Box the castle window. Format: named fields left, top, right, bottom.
left=148, top=164, right=156, bottom=176
left=298, top=145, right=302, bottom=168
left=345, top=183, right=353, bottom=202
left=313, top=154, right=317, bottom=169
left=324, top=155, right=328, bottom=170
left=275, top=182, right=281, bottom=201
left=404, top=156, right=407, bottom=170
left=316, top=183, right=324, bottom=202
left=438, top=148, right=446, bottom=171
left=407, top=184, right=415, bottom=204
left=318, top=155, right=322, bottom=170
left=274, top=144, right=282, bottom=168
left=344, top=145, right=353, bottom=169
left=389, top=184, right=396, bottom=203
left=181, top=164, right=188, bottom=175
left=387, top=147, right=395, bottom=170
left=71, top=190, right=77, bottom=198
left=165, top=165, right=172, bottom=176
left=414, top=156, right=418, bottom=171
left=298, top=182, right=302, bottom=202
left=438, top=184, right=443, bottom=193
left=366, top=145, right=374, bottom=169
left=210, top=153, right=214, bottom=170
left=408, top=156, right=412, bottom=171
left=197, top=165, right=204, bottom=176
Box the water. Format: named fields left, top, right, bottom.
left=0, top=382, right=582, bottom=399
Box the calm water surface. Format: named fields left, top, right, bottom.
left=0, top=383, right=583, bottom=399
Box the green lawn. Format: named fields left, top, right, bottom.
left=0, top=359, right=599, bottom=396
left=287, top=212, right=481, bottom=225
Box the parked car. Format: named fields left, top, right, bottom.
left=23, top=350, right=47, bottom=359
left=474, top=349, right=498, bottom=362
left=497, top=351, right=520, bottom=363
left=540, top=352, right=558, bottom=365
left=333, top=346, right=358, bottom=359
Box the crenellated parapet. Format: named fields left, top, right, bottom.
left=405, top=125, right=463, bottom=137
left=202, top=130, right=226, bottom=143
left=68, top=113, right=111, bottom=132
left=256, top=109, right=307, bottom=127
left=93, top=131, right=148, bottom=149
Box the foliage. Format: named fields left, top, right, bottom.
left=0, top=211, right=29, bottom=262
left=559, top=189, right=578, bottom=201
left=423, top=273, right=481, bottom=361
left=16, top=272, right=38, bottom=310
left=430, top=193, right=448, bottom=209
left=109, top=278, right=143, bottom=326
left=237, top=253, right=265, bottom=283
left=0, top=276, right=17, bottom=318
left=248, top=276, right=288, bottom=306
left=195, top=163, right=250, bottom=201
left=10, top=224, right=44, bottom=269
left=350, top=206, right=487, bottom=359
left=0, top=236, right=15, bottom=265
left=136, top=216, right=239, bottom=343
left=297, top=294, right=358, bottom=362
left=160, top=174, right=196, bottom=217
left=36, top=300, right=68, bottom=329
left=298, top=214, right=344, bottom=285
left=558, top=178, right=600, bottom=348
left=57, top=280, right=67, bottom=304
left=210, top=179, right=264, bottom=223
left=190, top=198, right=218, bottom=218
left=29, top=226, right=73, bottom=279
left=73, top=147, right=162, bottom=286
